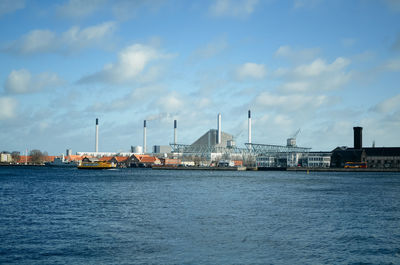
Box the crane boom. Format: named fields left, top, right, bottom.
left=292, top=129, right=301, bottom=139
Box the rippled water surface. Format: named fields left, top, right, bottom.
left=1, top=167, right=400, bottom=264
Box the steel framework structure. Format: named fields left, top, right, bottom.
left=245, top=143, right=311, bottom=154
left=169, top=142, right=311, bottom=167
left=245, top=143, right=311, bottom=167
left=170, top=143, right=249, bottom=156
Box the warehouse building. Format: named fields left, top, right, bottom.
left=331, top=127, right=400, bottom=168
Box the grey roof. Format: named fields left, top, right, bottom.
left=332, top=147, right=400, bottom=157
left=363, top=147, right=400, bottom=156
left=191, top=129, right=234, bottom=148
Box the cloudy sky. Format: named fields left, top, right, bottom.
left=1, top=0, right=400, bottom=155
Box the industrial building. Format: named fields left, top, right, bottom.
left=249, top=142, right=311, bottom=168
left=247, top=128, right=312, bottom=168
left=169, top=111, right=314, bottom=168
left=306, top=152, right=331, bottom=168
left=171, top=113, right=250, bottom=164
left=331, top=127, right=400, bottom=168
left=81, top=112, right=313, bottom=168
left=153, top=145, right=172, bottom=154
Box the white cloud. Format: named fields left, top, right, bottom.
left=276, top=57, right=352, bottom=91
left=0, top=97, right=17, bottom=120
left=210, top=0, right=259, bottom=18
left=196, top=97, right=212, bottom=108
left=254, top=91, right=328, bottom=112
left=145, top=112, right=175, bottom=122
left=4, top=69, right=64, bottom=94
left=156, top=93, right=185, bottom=113
left=10, top=30, right=58, bottom=54
left=381, top=58, right=400, bottom=72
left=78, top=43, right=173, bottom=84
left=275, top=45, right=291, bottom=57
left=56, top=0, right=106, bottom=19
left=193, top=37, right=228, bottom=59
left=373, top=94, right=400, bottom=113
left=235, top=62, right=267, bottom=80
left=273, top=114, right=292, bottom=127
left=293, top=57, right=350, bottom=77
left=275, top=45, right=321, bottom=62
left=87, top=85, right=164, bottom=112
left=61, top=21, right=116, bottom=50
left=3, top=21, right=116, bottom=54
left=341, top=38, right=356, bottom=48
left=279, top=81, right=309, bottom=92
left=0, top=0, right=25, bottom=17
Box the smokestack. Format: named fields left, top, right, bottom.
left=217, top=113, right=221, bottom=145
left=248, top=110, right=252, bottom=144
left=95, top=118, right=99, bottom=153
left=174, top=120, right=177, bottom=146
left=143, top=120, right=147, bottom=153
left=353, top=126, right=362, bottom=149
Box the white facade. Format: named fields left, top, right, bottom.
left=307, top=152, right=331, bottom=168
left=131, top=146, right=143, bottom=154
left=256, top=156, right=276, bottom=167
left=1, top=153, right=12, bottom=162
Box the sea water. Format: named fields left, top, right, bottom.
left=0, top=167, right=399, bottom=264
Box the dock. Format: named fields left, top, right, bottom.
left=287, top=167, right=400, bottom=172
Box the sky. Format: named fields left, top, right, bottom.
left=1, top=0, right=400, bottom=155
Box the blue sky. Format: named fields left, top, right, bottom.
left=1, top=0, right=400, bottom=155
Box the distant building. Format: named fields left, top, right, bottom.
left=362, top=148, right=400, bottom=168
left=191, top=129, right=234, bottom=148
left=66, top=149, right=72, bottom=156
left=159, top=158, right=181, bottom=166
left=128, top=154, right=161, bottom=167
left=0, top=153, right=12, bottom=163
left=153, top=145, right=172, bottom=154
left=331, top=127, right=400, bottom=168
left=307, top=152, right=331, bottom=168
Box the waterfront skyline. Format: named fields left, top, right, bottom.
left=1, top=0, right=399, bottom=155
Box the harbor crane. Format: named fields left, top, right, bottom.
left=292, top=129, right=301, bottom=139
left=287, top=129, right=301, bottom=147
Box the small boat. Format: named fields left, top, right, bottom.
left=77, top=161, right=116, bottom=170
left=45, top=156, right=78, bottom=167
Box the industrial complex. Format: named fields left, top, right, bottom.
left=1, top=111, right=399, bottom=170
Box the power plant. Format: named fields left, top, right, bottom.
left=248, top=110, right=252, bottom=145
left=354, top=126, right=362, bottom=149
left=95, top=118, right=99, bottom=153
left=82, top=111, right=312, bottom=168
left=174, top=120, right=177, bottom=146
left=143, top=120, right=147, bottom=154
left=73, top=110, right=400, bottom=170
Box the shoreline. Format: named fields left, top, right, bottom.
left=287, top=167, right=400, bottom=172
left=2, top=163, right=400, bottom=172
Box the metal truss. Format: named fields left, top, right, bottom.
left=170, top=143, right=250, bottom=156
left=245, top=143, right=311, bottom=167
left=245, top=143, right=311, bottom=154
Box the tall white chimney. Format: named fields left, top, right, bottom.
left=174, top=120, right=177, bottom=146
left=95, top=118, right=99, bottom=152
left=217, top=113, right=221, bottom=145
left=143, top=120, right=147, bottom=153
left=248, top=110, right=252, bottom=144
